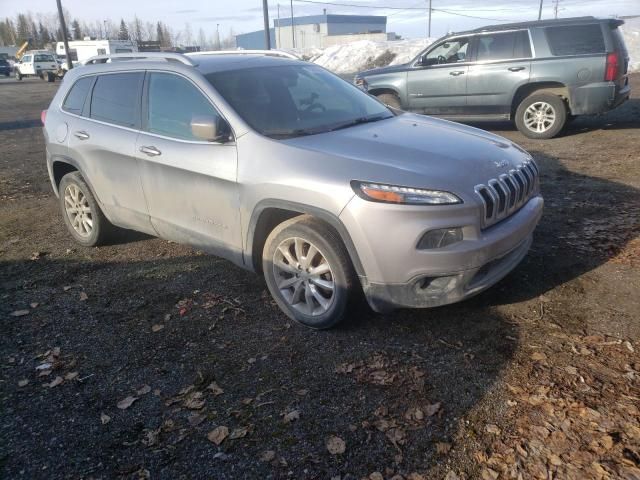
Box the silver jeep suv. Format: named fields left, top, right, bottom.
left=43, top=51, right=543, bottom=329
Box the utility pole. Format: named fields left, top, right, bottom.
left=427, top=0, right=432, bottom=38
left=56, top=0, right=72, bottom=70
left=277, top=4, right=281, bottom=49
left=216, top=24, right=220, bottom=50
left=262, top=0, right=271, bottom=49
left=290, top=0, right=295, bottom=48
left=104, top=20, right=108, bottom=39
left=553, top=0, right=559, bottom=19
left=538, top=0, right=543, bottom=20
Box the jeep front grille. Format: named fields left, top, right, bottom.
left=474, top=160, right=539, bottom=229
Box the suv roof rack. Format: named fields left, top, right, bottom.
left=83, top=52, right=196, bottom=66
left=187, top=49, right=299, bottom=60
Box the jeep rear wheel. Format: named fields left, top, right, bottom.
left=59, top=172, right=113, bottom=247
left=376, top=93, right=401, bottom=110
left=262, top=216, right=356, bottom=329
left=515, top=93, right=567, bottom=139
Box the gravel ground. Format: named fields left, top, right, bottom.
left=1, top=75, right=639, bottom=480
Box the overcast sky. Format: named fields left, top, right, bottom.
left=4, top=0, right=639, bottom=40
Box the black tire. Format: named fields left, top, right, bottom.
left=262, top=215, right=356, bottom=329
left=515, top=92, right=567, bottom=139
left=376, top=93, right=401, bottom=110
left=47, top=72, right=55, bottom=82
left=58, top=172, right=113, bottom=247
left=15, top=70, right=22, bottom=81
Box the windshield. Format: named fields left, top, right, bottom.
left=34, top=54, right=55, bottom=62
left=206, top=64, right=393, bottom=138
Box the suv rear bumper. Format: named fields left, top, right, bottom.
left=570, top=81, right=630, bottom=115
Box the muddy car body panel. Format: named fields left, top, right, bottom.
left=43, top=51, right=543, bottom=327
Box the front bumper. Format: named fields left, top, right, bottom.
left=340, top=193, right=543, bottom=312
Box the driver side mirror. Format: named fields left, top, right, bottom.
left=191, top=115, right=231, bottom=143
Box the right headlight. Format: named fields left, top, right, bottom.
left=351, top=181, right=462, bottom=205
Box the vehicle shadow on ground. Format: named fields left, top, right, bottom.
left=466, top=98, right=640, bottom=136
left=1, top=152, right=637, bottom=479
left=1, top=251, right=517, bottom=479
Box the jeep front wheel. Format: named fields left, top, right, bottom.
left=515, top=93, right=567, bottom=139
left=262, top=216, right=355, bottom=329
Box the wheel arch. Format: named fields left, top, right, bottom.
left=246, top=200, right=366, bottom=279
left=511, top=82, right=570, bottom=117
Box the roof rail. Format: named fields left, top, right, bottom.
left=82, top=52, right=196, bottom=66
left=186, top=49, right=300, bottom=60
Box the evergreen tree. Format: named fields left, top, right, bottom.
left=16, top=14, right=30, bottom=45
left=72, top=19, right=82, bottom=40
left=118, top=19, right=129, bottom=40
left=156, top=21, right=164, bottom=46
left=38, top=22, right=51, bottom=48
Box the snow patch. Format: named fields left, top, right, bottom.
left=305, top=18, right=639, bottom=74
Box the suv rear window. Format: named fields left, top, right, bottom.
left=545, top=24, right=605, bottom=56
left=62, top=76, right=93, bottom=115
left=476, top=30, right=531, bottom=61
left=90, top=72, right=143, bottom=128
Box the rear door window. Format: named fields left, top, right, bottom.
left=62, top=76, right=93, bottom=115
left=90, top=72, right=143, bottom=128
left=545, top=24, right=605, bottom=56
left=476, top=31, right=531, bottom=61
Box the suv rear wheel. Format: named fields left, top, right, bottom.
left=262, top=216, right=355, bottom=329
left=59, top=172, right=113, bottom=247
left=515, top=92, right=567, bottom=139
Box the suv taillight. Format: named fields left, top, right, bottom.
left=40, top=110, right=47, bottom=125
left=605, top=52, right=619, bottom=82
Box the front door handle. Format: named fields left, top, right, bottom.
left=449, top=70, right=465, bottom=76
left=139, top=145, right=162, bottom=157
left=74, top=131, right=90, bottom=140
left=508, top=66, right=526, bottom=72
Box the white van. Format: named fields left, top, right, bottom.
left=15, top=50, right=59, bottom=82
left=56, top=39, right=137, bottom=70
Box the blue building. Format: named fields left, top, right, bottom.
left=236, top=14, right=388, bottom=50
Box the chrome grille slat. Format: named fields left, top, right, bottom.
left=475, top=160, right=539, bottom=229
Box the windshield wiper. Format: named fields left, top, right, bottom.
left=326, top=114, right=392, bottom=132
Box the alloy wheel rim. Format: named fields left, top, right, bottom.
left=523, top=101, right=556, bottom=133
left=64, top=184, right=93, bottom=237
left=272, top=237, right=335, bottom=316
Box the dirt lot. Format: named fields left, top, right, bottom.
left=1, top=75, right=639, bottom=480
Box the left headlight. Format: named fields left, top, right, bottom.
left=351, top=181, right=462, bottom=205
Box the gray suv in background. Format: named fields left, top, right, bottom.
left=355, top=17, right=630, bottom=139
left=43, top=51, right=542, bottom=329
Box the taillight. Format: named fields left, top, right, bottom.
left=605, top=52, right=619, bottom=82
left=40, top=109, right=47, bottom=125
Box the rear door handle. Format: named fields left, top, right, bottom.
left=74, top=131, right=89, bottom=140
left=139, top=145, right=162, bottom=157
left=508, top=66, right=526, bottom=72
left=449, top=71, right=465, bottom=76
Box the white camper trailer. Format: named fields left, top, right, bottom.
left=56, top=39, right=137, bottom=70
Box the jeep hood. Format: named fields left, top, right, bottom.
left=283, top=114, right=533, bottom=193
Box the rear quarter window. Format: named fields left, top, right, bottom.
left=62, top=76, right=94, bottom=115
left=89, top=72, right=143, bottom=128
left=545, top=24, right=605, bottom=56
